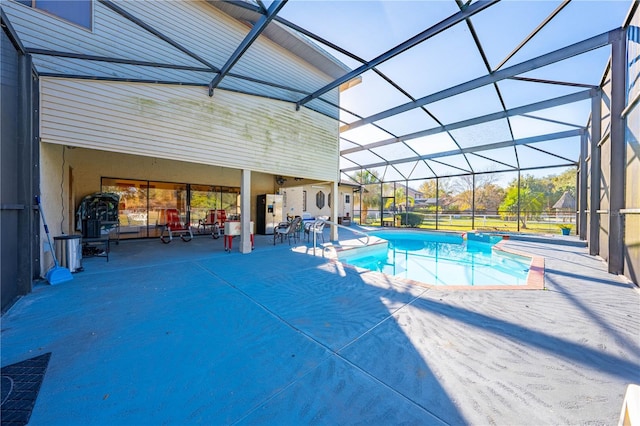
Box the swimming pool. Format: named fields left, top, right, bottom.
left=338, top=230, right=532, bottom=287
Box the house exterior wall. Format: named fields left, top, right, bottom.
left=278, top=184, right=354, bottom=220
left=3, top=0, right=346, bottom=276
left=2, top=0, right=341, bottom=117
left=39, top=78, right=339, bottom=181
left=38, top=143, right=281, bottom=271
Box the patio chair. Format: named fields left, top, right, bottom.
left=274, top=216, right=302, bottom=245
left=160, top=208, right=193, bottom=243
left=198, top=209, right=226, bottom=239
left=304, top=218, right=326, bottom=243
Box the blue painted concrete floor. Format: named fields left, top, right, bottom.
left=2, top=228, right=639, bottom=425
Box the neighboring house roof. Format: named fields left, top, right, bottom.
left=414, top=198, right=437, bottom=205
left=553, top=191, right=576, bottom=210
left=338, top=181, right=360, bottom=189
left=392, top=183, right=422, bottom=199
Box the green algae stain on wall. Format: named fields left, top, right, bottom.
left=134, top=97, right=159, bottom=114
left=162, top=97, right=238, bottom=138
left=123, top=87, right=337, bottom=178
left=242, top=124, right=253, bottom=142
left=265, top=129, right=274, bottom=145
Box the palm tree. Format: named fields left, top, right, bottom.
left=385, top=185, right=415, bottom=212
left=352, top=170, right=381, bottom=224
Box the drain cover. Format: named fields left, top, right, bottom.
left=1, top=352, right=51, bottom=425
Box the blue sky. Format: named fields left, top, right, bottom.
left=273, top=0, right=632, bottom=186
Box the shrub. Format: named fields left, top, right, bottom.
left=397, top=213, right=423, bottom=227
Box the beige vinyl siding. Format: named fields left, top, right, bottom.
left=2, top=0, right=200, bottom=66
left=40, top=78, right=339, bottom=182
left=31, top=56, right=212, bottom=83
left=3, top=0, right=340, bottom=110
left=118, top=1, right=337, bottom=96
left=115, top=0, right=245, bottom=68
left=30, top=56, right=340, bottom=118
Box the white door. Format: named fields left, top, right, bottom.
left=342, top=193, right=351, bottom=217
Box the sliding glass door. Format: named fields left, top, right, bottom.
left=102, top=178, right=149, bottom=238
left=190, top=185, right=220, bottom=227
left=189, top=185, right=240, bottom=226
left=100, top=178, right=240, bottom=240
left=148, top=182, right=187, bottom=238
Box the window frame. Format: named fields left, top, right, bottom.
left=16, top=0, right=93, bottom=30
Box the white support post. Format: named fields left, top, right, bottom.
left=331, top=181, right=339, bottom=241
left=240, top=169, right=252, bottom=254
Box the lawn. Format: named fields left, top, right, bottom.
left=360, top=213, right=575, bottom=235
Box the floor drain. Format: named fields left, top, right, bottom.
left=1, top=352, right=51, bottom=425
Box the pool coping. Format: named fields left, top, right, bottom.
left=326, top=234, right=545, bottom=291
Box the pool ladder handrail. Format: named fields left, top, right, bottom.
left=311, top=218, right=370, bottom=257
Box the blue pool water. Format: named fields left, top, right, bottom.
left=338, top=231, right=531, bottom=286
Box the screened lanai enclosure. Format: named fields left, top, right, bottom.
left=1, top=0, right=639, bottom=300
left=252, top=0, right=639, bottom=283
left=309, top=0, right=635, bottom=235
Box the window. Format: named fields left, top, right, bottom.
left=18, top=0, right=92, bottom=29
left=316, top=191, right=325, bottom=209
left=302, top=190, right=307, bottom=212
left=345, top=194, right=351, bottom=204
left=101, top=178, right=239, bottom=239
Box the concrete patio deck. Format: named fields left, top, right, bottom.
left=1, top=228, right=639, bottom=425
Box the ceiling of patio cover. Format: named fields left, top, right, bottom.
left=228, top=0, right=633, bottom=184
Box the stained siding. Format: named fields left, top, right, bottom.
left=30, top=56, right=340, bottom=118
left=3, top=0, right=340, bottom=116
left=40, top=78, right=339, bottom=182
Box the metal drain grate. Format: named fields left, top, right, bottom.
left=1, top=352, right=51, bottom=425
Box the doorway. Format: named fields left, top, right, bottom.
left=100, top=178, right=240, bottom=240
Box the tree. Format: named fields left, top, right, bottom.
left=475, top=183, right=505, bottom=214
left=444, top=173, right=502, bottom=213
left=190, top=191, right=218, bottom=209
left=550, top=168, right=576, bottom=195
left=546, top=168, right=577, bottom=210
left=352, top=170, right=381, bottom=224
left=452, top=190, right=473, bottom=212
left=499, top=175, right=545, bottom=228
left=418, top=180, right=437, bottom=198
left=417, top=178, right=454, bottom=211
left=450, top=175, right=474, bottom=212
left=385, top=185, right=415, bottom=212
